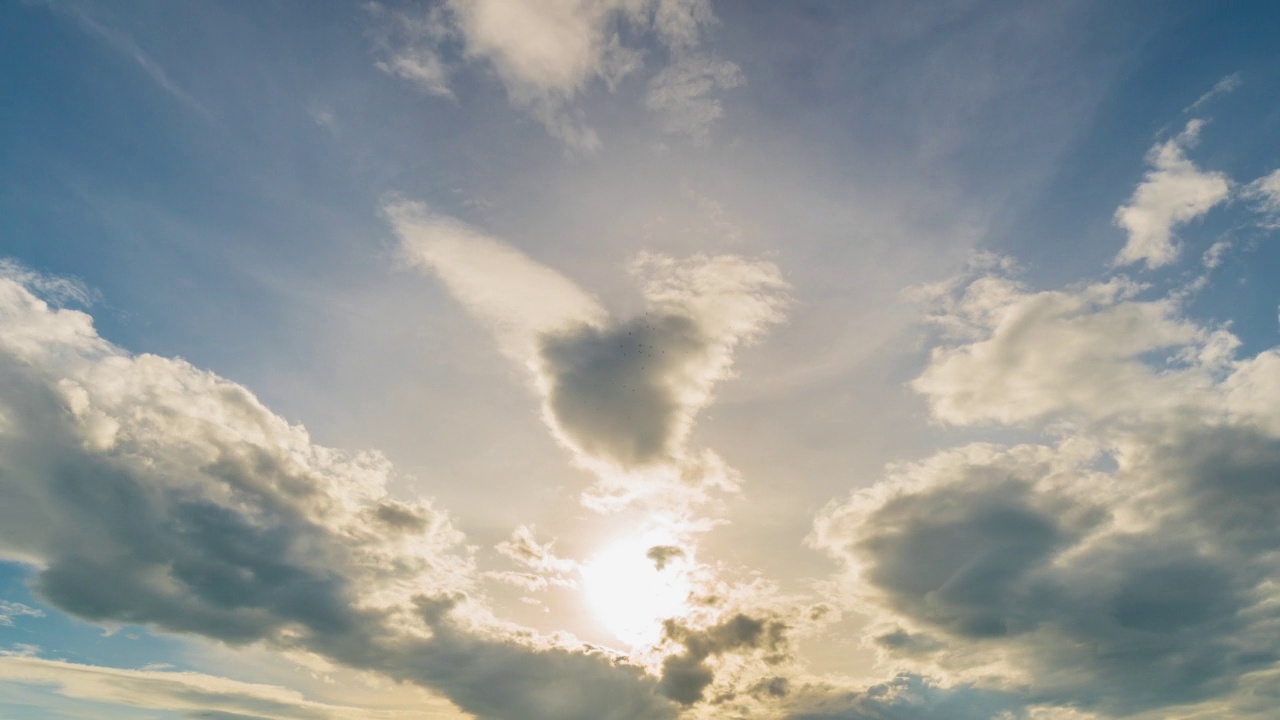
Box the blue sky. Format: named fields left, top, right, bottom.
left=2, top=1, right=1280, bottom=719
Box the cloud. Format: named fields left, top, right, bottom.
left=1242, top=167, right=1280, bottom=228
left=0, top=601, right=43, bottom=627
left=911, top=268, right=1218, bottom=426
left=813, top=264, right=1280, bottom=717
left=0, top=263, right=679, bottom=720
left=389, top=202, right=788, bottom=514
left=0, top=655, right=372, bottom=720
left=646, top=54, right=743, bottom=141
left=29, top=0, right=208, bottom=116
left=370, top=0, right=737, bottom=148
left=1184, top=72, right=1243, bottom=113
left=657, top=612, right=788, bottom=705
left=490, top=525, right=578, bottom=591
left=388, top=200, right=607, bottom=352
left=1113, top=120, right=1232, bottom=268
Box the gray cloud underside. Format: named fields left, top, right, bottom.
left=814, top=264, right=1280, bottom=718
left=540, top=313, right=710, bottom=467
left=0, top=268, right=678, bottom=720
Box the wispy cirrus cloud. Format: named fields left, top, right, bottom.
left=27, top=0, right=208, bottom=116
left=0, top=655, right=377, bottom=720
left=1184, top=72, right=1242, bottom=114
left=368, top=0, right=741, bottom=149
left=0, top=601, right=42, bottom=627
left=1242, top=167, right=1280, bottom=229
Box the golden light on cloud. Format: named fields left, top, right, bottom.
left=581, top=535, right=693, bottom=647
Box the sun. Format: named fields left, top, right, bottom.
left=581, top=536, right=693, bottom=647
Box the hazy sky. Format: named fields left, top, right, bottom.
left=3, top=1, right=1280, bottom=718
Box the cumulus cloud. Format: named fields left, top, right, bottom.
left=781, top=674, right=1025, bottom=720
left=370, top=0, right=738, bottom=148
left=813, top=262, right=1280, bottom=717
left=29, top=0, right=208, bottom=116
left=368, top=1, right=456, bottom=98
left=0, top=263, right=679, bottom=720
left=539, top=252, right=788, bottom=470
left=1113, top=120, right=1232, bottom=268
left=389, top=201, right=788, bottom=513
left=657, top=612, right=788, bottom=705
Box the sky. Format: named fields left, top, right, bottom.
left=2, top=1, right=1280, bottom=718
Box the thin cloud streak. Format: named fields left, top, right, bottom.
left=29, top=0, right=210, bottom=117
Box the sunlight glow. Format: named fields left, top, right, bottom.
left=581, top=536, right=693, bottom=647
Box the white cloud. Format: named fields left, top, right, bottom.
left=388, top=200, right=607, bottom=353
left=0, top=601, right=43, bottom=627
left=370, top=0, right=738, bottom=148
left=912, top=269, right=1212, bottom=426
left=1242, top=167, right=1280, bottom=228
left=539, top=252, right=789, bottom=471
left=1114, top=120, right=1232, bottom=268
left=1184, top=72, right=1242, bottom=114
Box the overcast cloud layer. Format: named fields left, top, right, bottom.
left=3, top=2, right=1280, bottom=720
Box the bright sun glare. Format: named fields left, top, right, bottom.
left=582, top=537, right=692, bottom=647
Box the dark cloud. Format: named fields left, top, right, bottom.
left=658, top=612, right=789, bottom=705
left=539, top=314, right=706, bottom=467
left=820, top=438, right=1280, bottom=715
left=872, top=629, right=943, bottom=656
left=371, top=501, right=433, bottom=532
left=646, top=545, right=685, bottom=570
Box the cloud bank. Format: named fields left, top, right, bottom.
left=814, top=258, right=1280, bottom=718
left=0, top=264, right=680, bottom=720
